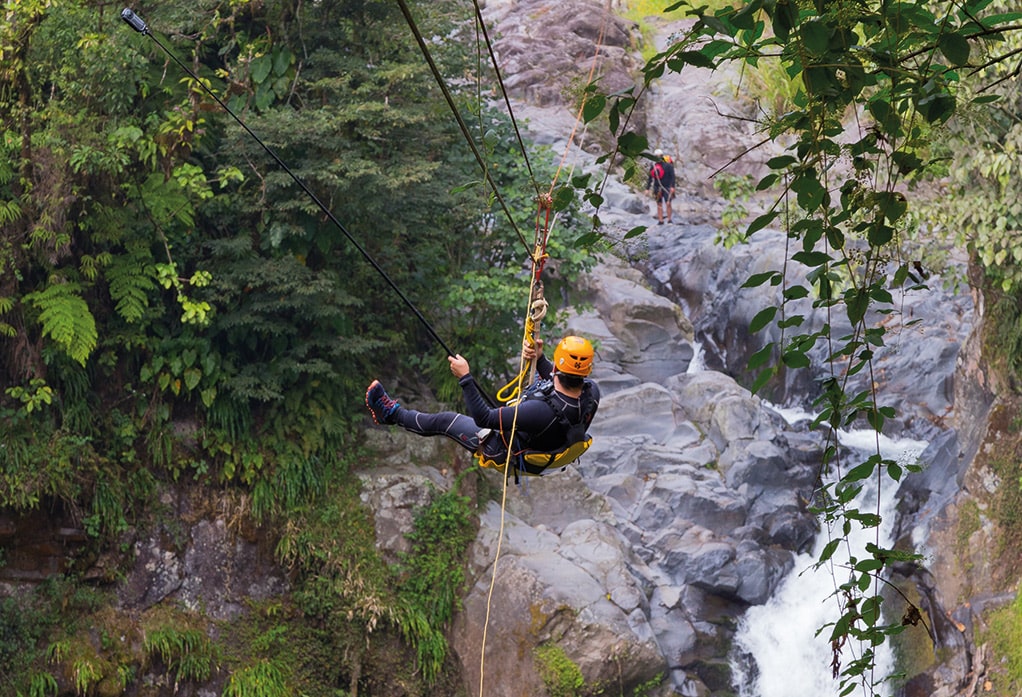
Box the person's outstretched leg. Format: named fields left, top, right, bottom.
left=396, top=409, right=485, bottom=451
left=366, top=380, right=484, bottom=452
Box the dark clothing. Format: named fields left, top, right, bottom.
left=393, top=354, right=601, bottom=461
left=646, top=158, right=676, bottom=202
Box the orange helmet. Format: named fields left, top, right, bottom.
left=554, top=336, right=594, bottom=376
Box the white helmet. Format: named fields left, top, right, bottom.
left=653, top=148, right=664, bottom=156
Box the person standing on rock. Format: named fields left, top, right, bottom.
left=365, top=336, right=601, bottom=476
left=645, top=148, right=676, bottom=225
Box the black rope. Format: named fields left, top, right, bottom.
left=120, top=8, right=457, bottom=358
left=470, top=0, right=540, bottom=198
left=394, top=0, right=534, bottom=258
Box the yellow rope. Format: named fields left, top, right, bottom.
left=478, top=258, right=545, bottom=697
left=495, top=279, right=549, bottom=404
left=478, top=4, right=613, bottom=694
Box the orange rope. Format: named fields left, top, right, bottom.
left=547, top=0, right=614, bottom=196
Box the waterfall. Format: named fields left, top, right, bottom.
left=731, top=416, right=927, bottom=697
left=687, top=341, right=706, bottom=373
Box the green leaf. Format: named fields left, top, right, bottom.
left=846, top=288, right=869, bottom=325
left=451, top=180, right=481, bottom=194
left=184, top=368, right=202, bottom=391
left=757, top=173, right=779, bottom=190
left=818, top=538, right=840, bottom=564
left=855, top=558, right=884, bottom=573
left=617, top=131, right=648, bottom=156
left=782, top=350, right=810, bottom=368
left=623, top=226, right=647, bottom=240
left=801, top=20, right=832, bottom=55
left=783, top=285, right=809, bottom=300
left=748, top=342, right=775, bottom=370
left=272, top=47, right=292, bottom=77
left=792, top=250, right=831, bottom=267
left=582, top=94, right=606, bottom=123
left=742, top=271, right=780, bottom=288
left=747, top=210, right=779, bottom=235
left=938, top=32, right=970, bottom=66
left=668, top=51, right=715, bottom=70
left=750, top=366, right=775, bottom=394
left=24, top=283, right=97, bottom=367
left=878, top=191, right=908, bottom=224
left=750, top=306, right=778, bottom=333
left=551, top=185, right=575, bottom=211
left=771, top=0, right=799, bottom=40
left=251, top=54, right=272, bottom=84
left=766, top=155, right=797, bottom=169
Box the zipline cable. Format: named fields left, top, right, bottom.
left=119, top=8, right=460, bottom=358
left=395, top=0, right=533, bottom=257
left=469, top=0, right=540, bottom=197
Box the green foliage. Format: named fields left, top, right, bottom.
left=981, top=593, right=1022, bottom=693
left=105, top=246, right=157, bottom=323
left=0, top=579, right=112, bottom=697
left=0, top=597, right=49, bottom=693
left=23, top=282, right=98, bottom=367
left=277, top=469, right=397, bottom=644
left=986, top=292, right=1022, bottom=385
left=223, top=659, right=289, bottom=697
left=5, top=378, right=53, bottom=415
left=534, top=643, right=585, bottom=697
left=914, top=3, right=1022, bottom=294
left=396, top=485, right=477, bottom=682
left=713, top=173, right=755, bottom=249
left=629, top=672, right=666, bottom=697
left=143, top=625, right=219, bottom=685
left=19, top=672, right=58, bottom=697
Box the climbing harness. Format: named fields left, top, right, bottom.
left=475, top=380, right=597, bottom=476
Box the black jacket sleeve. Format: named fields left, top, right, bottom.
left=458, top=373, right=557, bottom=434
left=536, top=353, right=553, bottom=380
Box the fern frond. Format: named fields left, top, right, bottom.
left=24, top=282, right=98, bottom=366
left=106, top=251, right=156, bottom=323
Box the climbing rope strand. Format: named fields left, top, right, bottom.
left=396, top=0, right=533, bottom=257
left=471, top=0, right=541, bottom=197
left=547, top=0, right=613, bottom=195
left=478, top=259, right=546, bottom=697
left=494, top=284, right=548, bottom=403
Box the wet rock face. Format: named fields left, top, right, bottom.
left=116, top=491, right=288, bottom=620
left=0, top=507, right=87, bottom=582
left=480, top=0, right=641, bottom=108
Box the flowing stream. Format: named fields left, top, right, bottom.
left=731, top=411, right=927, bottom=697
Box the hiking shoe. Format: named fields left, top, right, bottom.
left=366, top=380, right=400, bottom=425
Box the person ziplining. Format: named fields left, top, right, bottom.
left=365, top=336, right=601, bottom=477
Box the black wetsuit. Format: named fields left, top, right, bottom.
left=393, top=354, right=601, bottom=459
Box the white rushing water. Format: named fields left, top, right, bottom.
left=732, top=413, right=927, bottom=697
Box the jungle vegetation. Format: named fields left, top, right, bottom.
left=1, top=0, right=590, bottom=694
